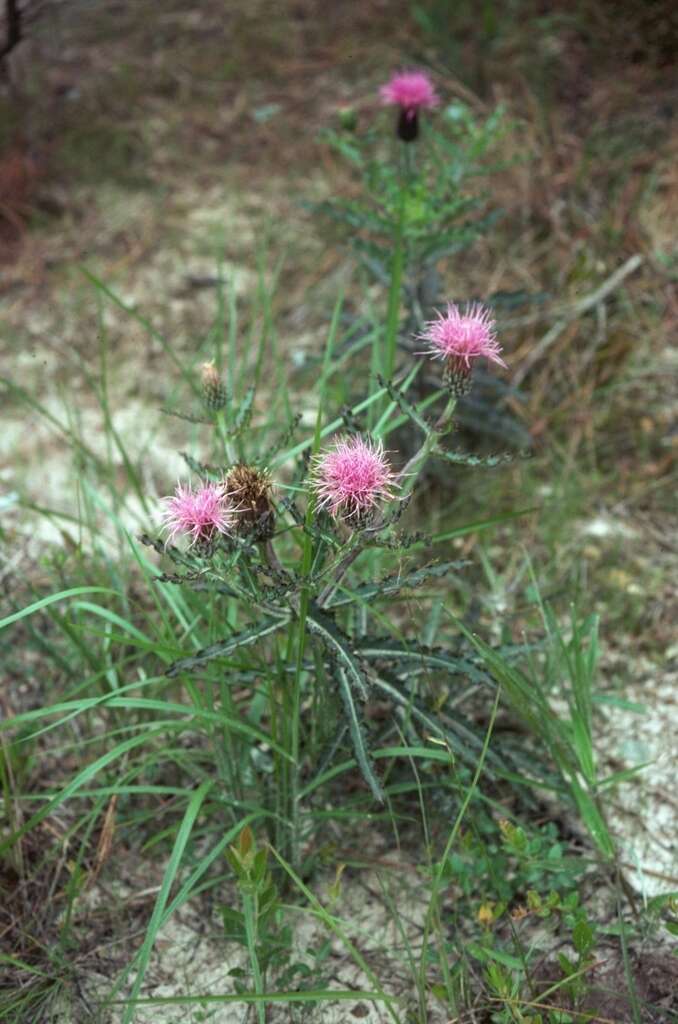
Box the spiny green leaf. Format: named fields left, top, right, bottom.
left=369, top=671, right=497, bottom=770
left=377, top=374, right=432, bottom=435
left=263, top=413, right=302, bottom=461
left=161, top=408, right=214, bottom=426
left=306, top=605, right=370, bottom=701
left=335, top=667, right=383, bottom=803
left=138, top=532, right=208, bottom=572
left=435, top=448, right=523, bottom=468
left=330, top=560, right=470, bottom=608
left=180, top=452, right=224, bottom=480
left=355, top=637, right=491, bottom=687
left=166, top=616, right=290, bottom=677
left=154, top=571, right=239, bottom=599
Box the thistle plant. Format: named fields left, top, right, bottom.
left=148, top=279, right=516, bottom=873
left=320, top=68, right=506, bottom=317
left=135, top=71, right=531, bottom=877
left=0, top=61, right=638, bottom=1024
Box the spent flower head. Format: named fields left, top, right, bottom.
left=225, top=463, right=275, bottom=539
left=311, top=435, right=395, bottom=524
left=160, top=480, right=235, bottom=547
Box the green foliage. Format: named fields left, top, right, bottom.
left=458, top=604, right=618, bottom=859
left=428, top=812, right=604, bottom=1024
left=442, top=815, right=586, bottom=909
left=317, top=101, right=508, bottom=280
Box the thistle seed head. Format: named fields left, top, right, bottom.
left=225, top=463, right=275, bottom=540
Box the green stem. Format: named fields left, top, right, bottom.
left=216, top=410, right=236, bottom=465
left=384, top=194, right=406, bottom=383
left=288, top=521, right=314, bottom=867
left=278, top=520, right=314, bottom=869
left=398, top=395, right=456, bottom=498
left=243, top=890, right=265, bottom=1024
left=418, top=689, right=500, bottom=1012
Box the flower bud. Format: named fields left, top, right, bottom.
left=443, top=361, right=474, bottom=397
left=201, top=361, right=228, bottom=411
left=338, top=106, right=358, bottom=132
left=397, top=109, right=419, bottom=142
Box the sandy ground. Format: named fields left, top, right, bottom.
left=84, top=851, right=441, bottom=1024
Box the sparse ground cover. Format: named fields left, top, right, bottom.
left=1, top=2, right=676, bottom=1022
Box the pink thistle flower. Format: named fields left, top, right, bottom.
left=379, top=70, right=440, bottom=117
left=311, top=436, right=396, bottom=524
left=380, top=70, right=439, bottom=142
left=159, top=480, right=235, bottom=548
left=419, top=303, right=506, bottom=393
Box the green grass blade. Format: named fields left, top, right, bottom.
left=115, top=989, right=393, bottom=1008
left=80, top=268, right=196, bottom=390
left=0, top=728, right=170, bottom=855
left=427, top=508, right=538, bottom=546
left=336, top=666, right=383, bottom=803
left=121, top=780, right=213, bottom=1024
left=0, top=588, right=117, bottom=631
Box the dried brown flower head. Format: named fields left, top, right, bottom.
left=225, top=463, right=275, bottom=539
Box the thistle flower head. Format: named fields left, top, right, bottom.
left=379, top=70, right=440, bottom=118
left=159, top=480, right=234, bottom=547
left=419, top=303, right=506, bottom=370
left=225, top=463, right=275, bottom=539
left=311, top=435, right=395, bottom=524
